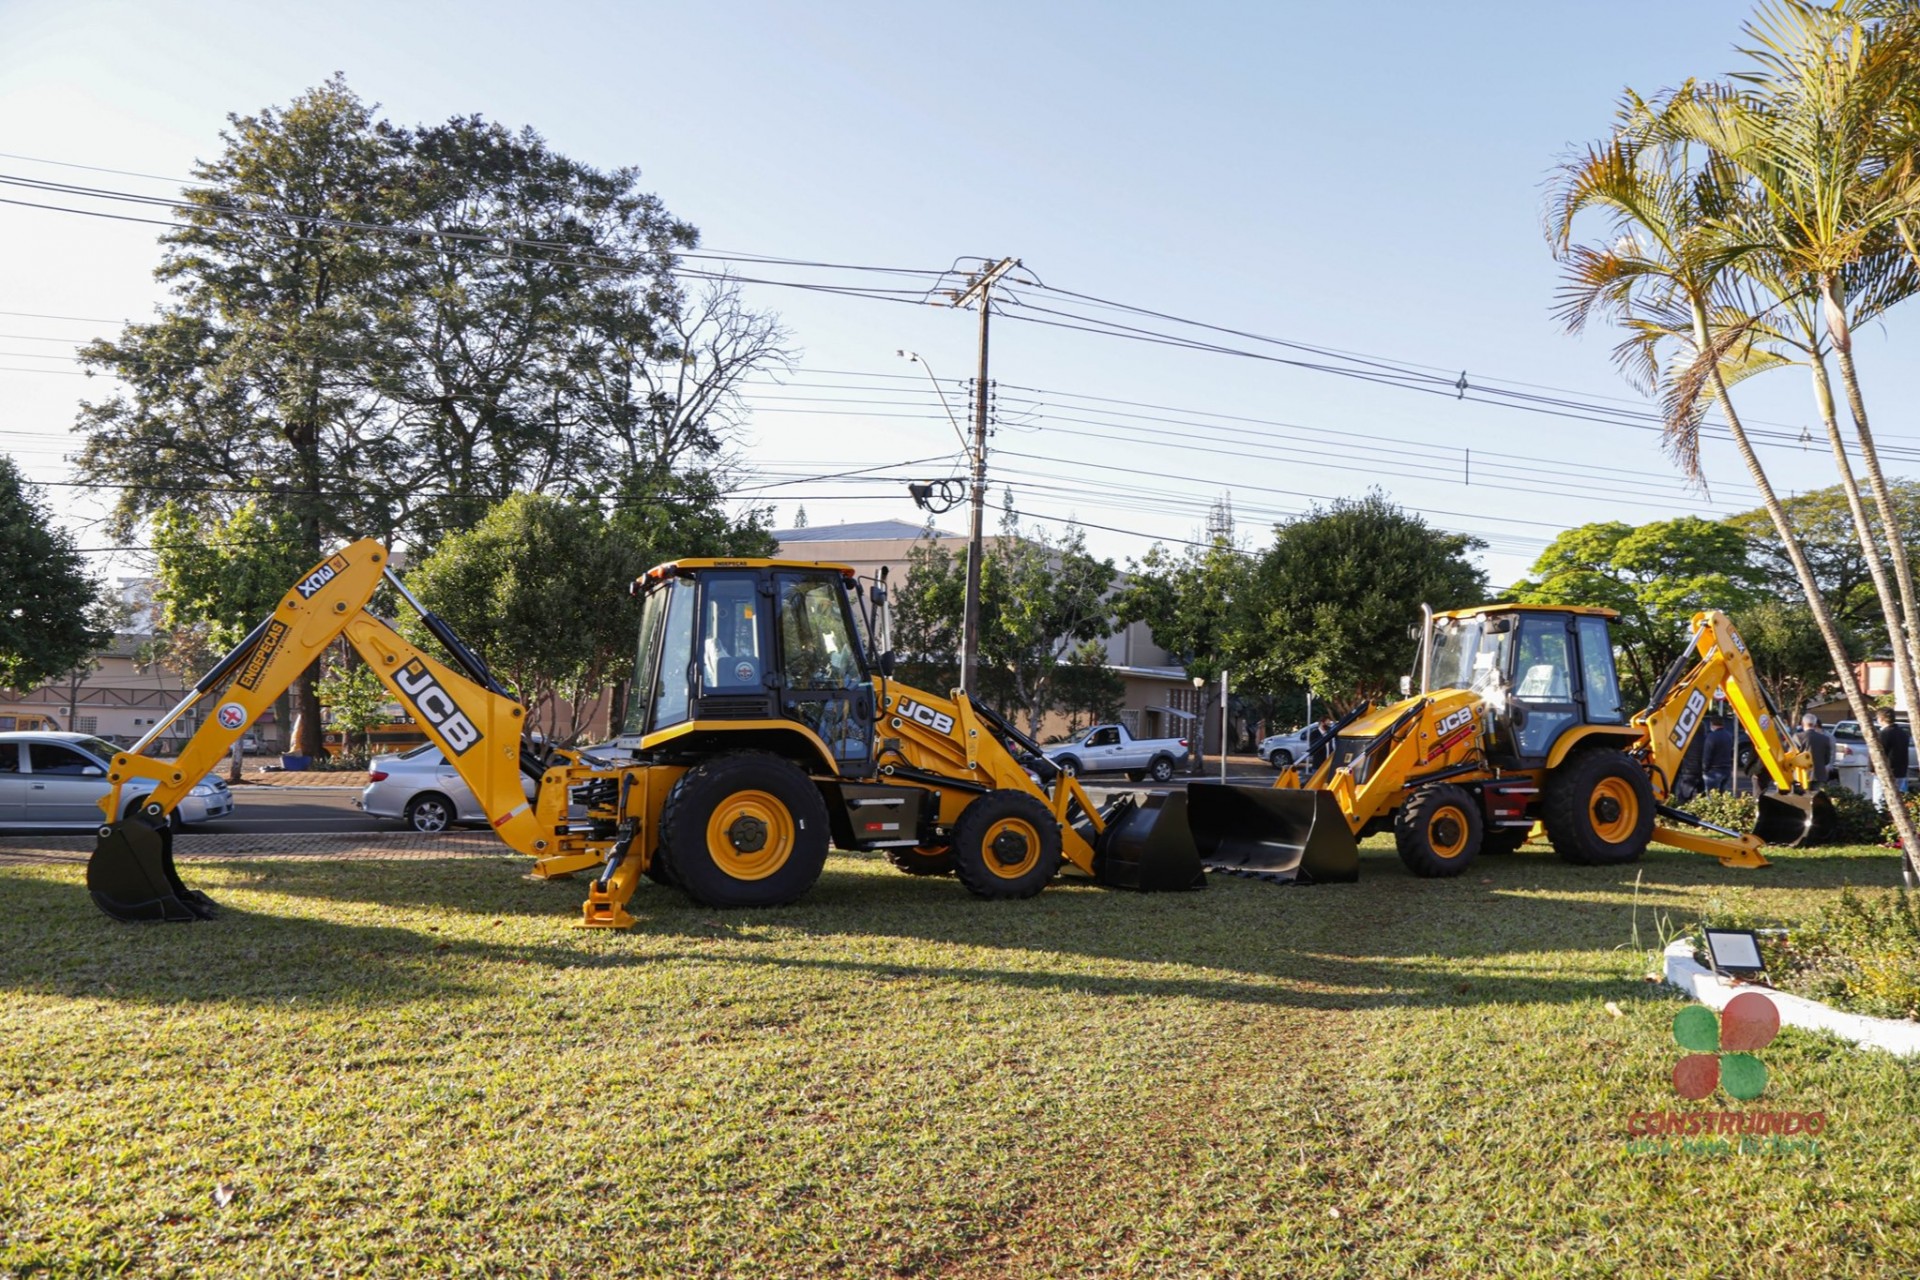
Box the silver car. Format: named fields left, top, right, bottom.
left=360, top=743, right=536, bottom=832
left=0, top=731, right=234, bottom=829
left=1257, top=727, right=1315, bottom=769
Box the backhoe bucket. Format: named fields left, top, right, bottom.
left=1184, top=783, right=1360, bottom=884
left=88, top=820, right=218, bottom=922
left=1753, top=790, right=1835, bottom=848
left=1091, top=791, right=1207, bottom=890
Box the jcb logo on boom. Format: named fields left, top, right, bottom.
left=1435, top=707, right=1475, bottom=737
left=295, top=554, right=351, bottom=600
left=1671, top=689, right=1708, bottom=749
left=896, top=697, right=955, bottom=737
left=395, top=659, right=481, bottom=756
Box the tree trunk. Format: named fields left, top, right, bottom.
left=1808, top=354, right=1920, bottom=734
left=1712, top=356, right=1920, bottom=885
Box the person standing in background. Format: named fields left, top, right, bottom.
left=1873, top=706, right=1911, bottom=810
left=1799, top=713, right=1834, bottom=788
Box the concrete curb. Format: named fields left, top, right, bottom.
left=1662, top=936, right=1920, bottom=1058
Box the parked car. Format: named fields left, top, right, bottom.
left=1041, top=724, right=1189, bottom=783
left=0, top=731, right=234, bottom=829
left=1828, top=717, right=1917, bottom=792
left=359, top=743, right=537, bottom=832
left=1257, top=727, right=1316, bottom=769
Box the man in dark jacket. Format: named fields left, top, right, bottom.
left=1799, top=713, right=1834, bottom=787
left=1874, top=707, right=1911, bottom=809
left=1701, top=718, right=1735, bottom=792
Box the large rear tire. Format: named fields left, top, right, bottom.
left=1394, top=783, right=1482, bottom=878
left=658, top=753, right=831, bottom=907
left=951, top=791, right=1062, bottom=899
left=1544, top=750, right=1655, bottom=866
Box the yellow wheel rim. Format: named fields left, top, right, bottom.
left=980, top=817, right=1042, bottom=879
left=1590, top=777, right=1639, bottom=844
left=705, top=790, right=796, bottom=881
left=1426, top=806, right=1470, bottom=860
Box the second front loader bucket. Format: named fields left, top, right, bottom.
left=1184, top=783, right=1360, bottom=884
left=1090, top=791, right=1207, bottom=890
left=1753, top=790, right=1836, bottom=849
left=87, top=820, right=218, bottom=922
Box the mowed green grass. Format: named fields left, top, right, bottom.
left=3, top=838, right=1917, bottom=1279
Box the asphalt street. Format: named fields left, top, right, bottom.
left=184, top=767, right=1282, bottom=836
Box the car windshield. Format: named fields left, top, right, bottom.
left=1427, top=617, right=1511, bottom=694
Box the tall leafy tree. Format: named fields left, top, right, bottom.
left=1113, top=534, right=1255, bottom=687
left=1723, top=480, right=1920, bottom=626
left=1242, top=493, right=1487, bottom=708
left=0, top=457, right=112, bottom=692
left=1509, top=517, right=1767, bottom=698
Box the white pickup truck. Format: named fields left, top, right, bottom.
left=1041, top=723, right=1190, bottom=782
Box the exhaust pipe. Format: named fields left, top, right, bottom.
left=88, top=819, right=218, bottom=922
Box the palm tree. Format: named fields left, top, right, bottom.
left=1548, top=109, right=1920, bottom=884
left=1671, top=2, right=1920, bottom=719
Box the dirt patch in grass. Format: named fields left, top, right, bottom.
left=3, top=840, right=1917, bottom=1277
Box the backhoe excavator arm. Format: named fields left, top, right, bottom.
left=89, top=539, right=582, bottom=921
left=1631, top=609, right=1830, bottom=862
left=1636, top=610, right=1812, bottom=795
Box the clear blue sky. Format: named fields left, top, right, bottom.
left=3, top=0, right=1915, bottom=587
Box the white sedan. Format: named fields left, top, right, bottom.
left=0, top=731, right=234, bottom=829
left=359, top=743, right=540, bottom=832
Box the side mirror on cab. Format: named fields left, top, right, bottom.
left=878, top=650, right=896, bottom=677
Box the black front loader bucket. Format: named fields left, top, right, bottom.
left=1753, top=790, right=1836, bottom=848
left=88, top=820, right=218, bottom=922
left=1090, top=791, right=1206, bottom=891
left=1184, top=783, right=1360, bottom=884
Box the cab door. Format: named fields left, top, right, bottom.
left=773, top=571, right=874, bottom=776
left=1509, top=614, right=1581, bottom=760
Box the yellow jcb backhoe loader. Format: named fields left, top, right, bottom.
left=1187, top=604, right=1832, bottom=882
left=87, top=540, right=1204, bottom=927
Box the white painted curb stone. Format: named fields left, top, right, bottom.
left=1663, top=937, right=1920, bottom=1058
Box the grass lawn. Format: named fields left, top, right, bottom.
left=3, top=837, right=1917, bottom=1278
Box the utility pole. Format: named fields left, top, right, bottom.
left=951, top=256, right=1018, bottom=700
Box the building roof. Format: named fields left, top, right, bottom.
left=773, top=519, right=959, bottom=543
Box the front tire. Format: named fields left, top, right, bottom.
left=1055, top=756, right=1081, bottom=778
left=1269, top=749, right=1294, bottom=770
left=1544, top=750, right=1655, bottom=866
left=658, top=752, right=831, bottom=907
left=951, top=791, right=1062, bottom=899
left=404, top=792, right=455, bottom=833
left=1395, top=783, right=1482, bottom=877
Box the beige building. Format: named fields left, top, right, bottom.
left=773, top=519, right=1199, bottom=744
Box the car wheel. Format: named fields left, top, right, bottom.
left=1055, top=756, right=1081, bottom=778
left=1269, top=749, right=1294, bottom=770
left=1148, top=756, right=1176, bottom=783
left=404, top=792, right=456, bottom=833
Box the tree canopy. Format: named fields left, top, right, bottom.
left=1509, top=517, right=1767, bottom=698
left=0, top=457, right=113, bottom=691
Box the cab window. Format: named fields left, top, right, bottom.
left=652, top=580, right=697, bottom=731
left=699, top=573, right=765, bottom=692
left=1575, top=616, right=1624, bottom=723
left=777, top=575, right=864, bottom=690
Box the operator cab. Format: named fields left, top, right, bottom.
left=1424, top=605, right=1626, bottom=765
left=623, top=559, right=880, bottom=775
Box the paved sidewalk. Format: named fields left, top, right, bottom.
left=0, top=830, right=508, bottom=866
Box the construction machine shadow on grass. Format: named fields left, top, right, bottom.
left=1183, top=605, right=1833, bottom=884
left=88, top=541, right=1204, bottom=929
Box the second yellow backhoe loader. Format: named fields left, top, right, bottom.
left=87, top=541, right=1204, bottom=928
left=1187, top=604, right=1832, bottom=882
